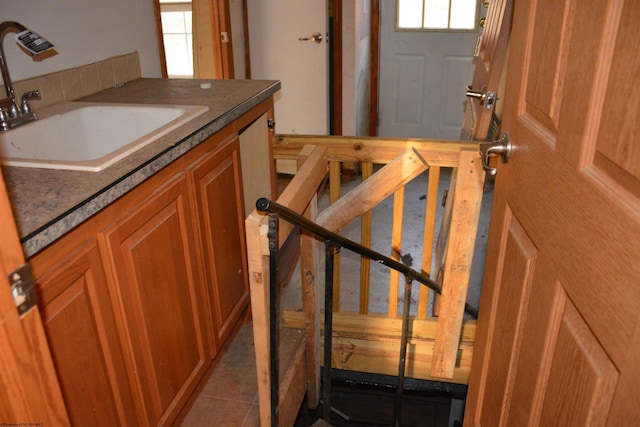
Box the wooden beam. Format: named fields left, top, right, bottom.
left=273, top=134, right=477, bottom=167
left=418, top=166, right=441, bottom=319
left=283, top=309, right=476, bottom=342
left=245, top=212, right=271, bottom=426
left=431, top=149, right=485, bottom=379
left=298, top=147, right=321, bottom=409
left=278, top=342, right=307, bottom=427
left=329, top=161, right=342, bottom=312
left=331, top=335, right=472, bottom=385
left=276, top=145, right=327, bottom=214
left=433, top=166, right=458, bottom=316
left=359, top=161, right=373, bottom=314
left=316, top=148, right=429, bottom=232
left=245, top=145, right=328, bottom=426
left=388, top=187, right=404, bottom=318
left=275, top=146, right=328, bottom=246
left=281, top=310, right=474, bottom=385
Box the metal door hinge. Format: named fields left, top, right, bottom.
left=221, top=32, right=229, bottom=43
left=9, top=263, right=38, bottom=316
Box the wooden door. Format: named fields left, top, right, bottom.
left=187, top=136, right=250, bottom=347
left=38, top=241, right=138, bottom=425
left=463, top=0, right=513, bottom=140
left=0, top=172, right=68, bottom=423
left=100, top=172, right=211, bottom=426
left=465, top=1, right=640, bottom=425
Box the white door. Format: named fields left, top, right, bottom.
left=378, top=1, right=480, bottom=139
left=247, top=0, right=329, bottom=135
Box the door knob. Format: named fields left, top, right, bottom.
left=299, top=32, right=324, bottom=43
left=466, top=86, right=497, bottom=110
left=479, top=133, right=512, bottom=176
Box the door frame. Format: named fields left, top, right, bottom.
left=369, top=0, right=380, bottom=136
left=330, top=0, right=343, bottom=135
left=152, top=0, right=352, bottom=136
left=153, top=0, right=235, bottom=79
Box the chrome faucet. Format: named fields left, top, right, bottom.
left=0, top=21, right=54, bottom=130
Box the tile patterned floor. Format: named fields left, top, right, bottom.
left=181, top=323, right=260, bottom=427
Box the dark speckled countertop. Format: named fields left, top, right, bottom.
left=2, top=78, right=280, bottom=257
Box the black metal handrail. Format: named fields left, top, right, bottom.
left=257, top=198, right=478, bottom=426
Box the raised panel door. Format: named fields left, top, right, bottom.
left=99, top=172, right=211, bottom=426
left=187, top=136, right=250, bottom=346
left=465, top=0, right=640, bottom=425
left=38, top=241, right=138, bottom=425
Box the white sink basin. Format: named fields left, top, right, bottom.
left=0, top=102, right=209, bottom=172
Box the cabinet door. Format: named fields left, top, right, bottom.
left=38, top=241, right=138, bottom=425
left=188, top=136, right=250, bottom=346
left=99, top=172, right=210, bottom=426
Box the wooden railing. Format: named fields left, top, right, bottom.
left=246, top=136, right=486, bottom=426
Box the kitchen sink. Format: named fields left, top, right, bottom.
left=0, top=102, right=209, bottom=172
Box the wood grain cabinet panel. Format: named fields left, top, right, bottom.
left=27, top=99, right=275, bottom=425
left=99, top=172, right=211, bottom=426
left=38, top=241, right=138, bottom=425
left=187, top=136, right=250, bottom=346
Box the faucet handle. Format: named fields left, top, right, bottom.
left=0, top=97, right=12, bottom=124
left=21, top=90, right=40, bottom=114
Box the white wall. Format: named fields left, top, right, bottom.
left=342, top=1, right=371, bottom=136
left=0, top=0, right=162, bottom=82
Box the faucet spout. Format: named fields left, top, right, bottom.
left=0, top=21, right=28, bottom=108
left=0, top=21, right=54, bottom=130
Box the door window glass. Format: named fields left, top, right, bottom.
left=398, top=0, right=478, bottom=31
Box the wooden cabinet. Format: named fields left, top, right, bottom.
left=187, top=136, right=249, bottom=346
left=99, top=172, right=211, bottom=425
left=29, top=98, right=275, bottom=426
left=38, top=241, right=138, bottom=425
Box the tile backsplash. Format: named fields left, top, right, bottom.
left=5, top=52, right=141, bottom=111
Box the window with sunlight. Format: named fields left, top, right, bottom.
left=398, top=0, right=478, bottom=31
left=159, top=0, right=193, bottom=78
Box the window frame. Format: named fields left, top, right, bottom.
left=395, top=0, right=482, bottom=33
left=158, top=0, right=194, bottom=78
